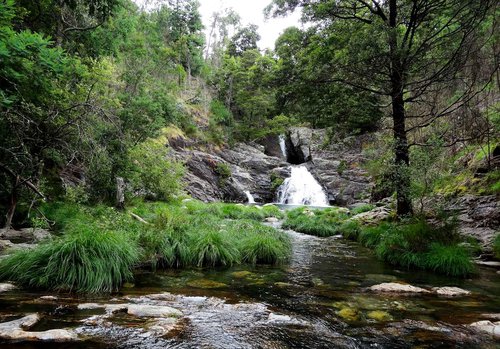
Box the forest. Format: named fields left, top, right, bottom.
left=0, top=0, right=499, bottom=347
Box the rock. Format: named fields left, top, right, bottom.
left=369, top=282, right=430, bottom=294
left=352, top=207, right=391, bottom=225
left=0, top=239, right=14, bottom=251
left=0, top=228, right=50, bottom=243
left=469, top=320, right=500, bottom=338
left=0, top=314, right=78, bottom=342
left=480, top=314, right=500, bottom=321
left=39, top=296, right=58, bottom=301
left=264, top=217, right=279, bottom=223
left=267, top=313, right=292, bottom=323
left=274, top=282, right=293, bottom=288
left=145, top=317, right=184, bottom=337
left=367, top=310, right=393, bottom=322
left=432, top=287, right=471, bottom=297
left=186, top=279, right=227, bottom=289
left=127, top=305, right=182, bottom=318
left=475, top=261, right=500, bottom=268
left=0, top=283, right=16, bottom=293
left=77, top=303, right=104, bottom=310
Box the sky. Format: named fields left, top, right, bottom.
left=133, top=0, right=302, bottom=51
left=198, top=0, right=301, bottom=50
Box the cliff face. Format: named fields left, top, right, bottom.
left=168, top=127, right=374, bottom=206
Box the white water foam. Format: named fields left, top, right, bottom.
left=277, top=166, right=328, bottom=206
left=244, top=191, right=256, bottom=204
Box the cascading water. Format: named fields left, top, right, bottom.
left=244, top=191, right=256, bottom=204
left=277, top=166, right=329, bottom=206
left=278, top=135, right=287, bottom=159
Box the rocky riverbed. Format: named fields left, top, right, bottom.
left=1, top=226, right=499, bottom=348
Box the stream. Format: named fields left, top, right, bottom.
left=1, top=224, right=499, bottom=348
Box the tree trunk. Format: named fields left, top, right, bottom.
left=389, top=0, right=412, bottom=217
left=115, top=177, right=125, bottom=210
left=5, top=176, right=20, bottom=228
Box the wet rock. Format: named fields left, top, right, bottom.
left=369, top=282, right=430, bottom=294
left=0, top=314, right=78, bottom=342
left=367, top=310, right=393, bottom=322
left=186, top=279, right=227, bottom=289
left=144, top=317, right=180, bottom=337
left=475, top=260, right=500, bottom=268
left=0, top=239, right=14, bottom=251
left=39, top=296, right=58, bottom=301
left=432, top=286, right=471, bottom=297
left=274, top=282, right=293, bottom=288
left=127, top=305, right=182, bottom=318
left=470, top=320, right=500, bottom=338
left=0, top=283, right=16, bottom=293
left=0, top=228, right=50, bottom=243
left=77, top=303, right=104, bottom=310
left=480, top=314, right=500, bottom=321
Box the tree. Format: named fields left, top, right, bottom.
left=267, top=0, right=498, bottom=217
left=227, top=24, right=261, bottom=57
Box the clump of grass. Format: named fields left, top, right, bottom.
left=493, top=233, right=500, bottom=260
left=367, top=219, right=475, bottom=277
left=239, top=225, right=291, bottom=265
left=184, top=201, right=283, bottom=221
left=0, top=225, right=139, bottom=293
left=282, top=207, right=347, bottom=237
left=192, top=230, right=240, bottom=267
left=338, top=220, right=361, bottom=240
left=351, top=204, right=375, bottom=215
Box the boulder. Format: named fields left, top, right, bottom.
left=0, top=314, right=78, bottom=342
left=352, top=207, right=391, bottom=225
left=432, top=287, right=471, bottom=297
left=0, top=283, right=16, bottom=293
left=470, top=320, right=500, bottom=338
left=369, top=282, right=430, bottom=294
left=127, top=305, right=182, bottom=318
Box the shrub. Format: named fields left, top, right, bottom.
left=493, top=233, right=500, bottom=259
left=0, top=226, right=140, bottom=293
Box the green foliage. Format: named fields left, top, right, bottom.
left=338, top=220, right=361, bottom=240
left=0, top=226, right=140, bottom=293
left=494, top=234, right=500, bottom=260
left=128, top=140, right=185, bottom=201
left=193, top=230, right=240, bottom=267
left=214, top=162, right=232, bottom=179
left=239, top=223, right=291, bottom=265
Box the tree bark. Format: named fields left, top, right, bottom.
left=5, top=176, right=20, bottom=229
left=115, top=177, right=125, bottom=210
left=389, top=0, right=412, bottom=217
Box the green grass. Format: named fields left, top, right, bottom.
left=351, top=204, right=375, bottom=215
left=0, top=200, right=291, bottom=293
left=282, top=207, right=349, bottom=237
left=0, top=225, right=140, bottom=293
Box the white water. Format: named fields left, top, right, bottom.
left=244, top=191, right=256, bottom=204
left=277, top=166, right=329, bottom=206
left=278, top=135, right=287, bottom=158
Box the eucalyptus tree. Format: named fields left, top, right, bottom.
left=267, top=0, right=498, bottom=216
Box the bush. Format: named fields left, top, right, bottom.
left=0, top=226, right=140, bottom=293
left=494, top=233, right=500, bottom=259
left=128, top=140, right=185, bottom=201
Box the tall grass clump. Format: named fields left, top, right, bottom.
left=0, top=225, right=139, bottom=293
left=350, top=204, right=375, bottom=215
left=282, top=207, right=347, bottom=237
left=192, top=230, right=240, bottom=267
left=239, top=224, right=291, bottom=265
left=368, top=219, right=475, bottom=277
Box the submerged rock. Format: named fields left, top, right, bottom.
left=369, top=282, right=430, bottom=294
left=367, top=310, right=393, bottom=322
left=337, top=308, right=360, bottom=322
left=231, top=271, right=254, bottom=279
left=186, top=279, right=227, bottom=289
left=0, top=314, right=78, bottom=342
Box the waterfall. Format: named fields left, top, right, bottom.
left=277, top=166, right=328, bottom=206
left=244, top=190, right=256, bottom=204
left=278, top=135, right=287, bottom=158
